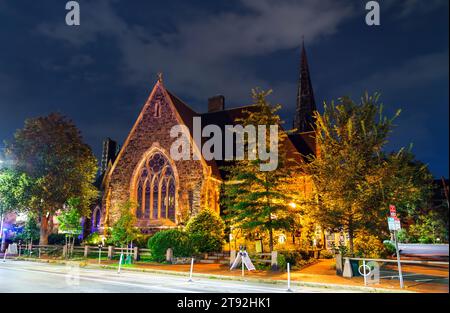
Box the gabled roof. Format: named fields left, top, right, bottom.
left=107, top=80, right=316, bottom=184
left=165, top=89, right=315, bottom=177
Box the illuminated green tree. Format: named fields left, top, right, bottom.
left=57, top=198, right=83, bottom=256
left=5, top=113, right=98, bottom=245
left=222, top=89, right=301, bottom=252
left=110, top=201, right=140, bottom=247
left=305, top=93, right=432, bottom=254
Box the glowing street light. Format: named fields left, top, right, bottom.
left=288, top=202, right=297, bottom=209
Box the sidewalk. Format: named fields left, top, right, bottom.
left=11, top=256, right=447, bottom=293
left=119, top=258, right=446, bottom=293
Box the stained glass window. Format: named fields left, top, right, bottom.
left=136, top=152, right=176, bottom=222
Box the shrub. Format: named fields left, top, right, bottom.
left=135, top=234, right=151, bottom=248
left=48, top=233, right=73, bottom=245
left=185, top=209, right=225, bottom=253
left=383, top=240, right=396, bottom=256
left=354, top=232, right=387, bottom=258
left=279, top=250, right=310, bottom=267
left=83, top=232, right=102, bottom=245
left=397, top=229, right=409, bottom=243
left=277, top=253, right=287, bottom=270
left=320, top=249, right=334, bottom=259
left=147, top=229, right=194, bottom=262
left=189, top=233, right=223, bottom=254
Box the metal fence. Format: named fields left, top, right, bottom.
left=341, top=256, right=449, bottom=289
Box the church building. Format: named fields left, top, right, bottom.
left=96, top=43, right=318, bottom=237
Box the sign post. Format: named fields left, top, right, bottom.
left=388, top=205, right=404, bottom=289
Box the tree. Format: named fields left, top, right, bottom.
left=57, top=198, right=83, bottom=257
left=186, top=209, right=225, bottom=253
left=305, top=93, right=432, bottom=254
left=0, top=168, right=33, bottom=214
left=5, top=113, right=98, bottom=245
left=222, top=89, right=301, bottom=252
left=110, top=201, right=140, bottom=247
left=0, top=168, right=33, bottom=250
left=407, top=211, right=448, bottom=243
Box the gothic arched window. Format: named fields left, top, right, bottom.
left=154, top=100, right=161, bottom=117
left=136, top=152, right=176, bottom=222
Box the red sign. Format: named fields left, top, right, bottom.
left=389, top=204, right=397, bottom=217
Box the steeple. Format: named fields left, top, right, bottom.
left=294, top=39, right=316, bottom=132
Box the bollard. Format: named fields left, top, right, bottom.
left=287, top=262, right=293, bottom=292
left=108, top=246, right=114, bottom=260
left=133, top=246, right=139, bottom=261
left=38, top=248, right=41, bottom=259
left=363, top=260, right=367, bottom=286
left=117, top=253, right=124, bottom=274
left=188, top=258, right=194, bottom=282
left=166, top=248, right=173, bottom=263
left=98, top=247, right=102, bottom=264
left=2, top=251, right=7, bottom=262
left=84, top=245, right=89, bottom=258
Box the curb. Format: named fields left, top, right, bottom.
left=10, top=257, right=412, bottom=293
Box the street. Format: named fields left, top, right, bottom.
left=0, top=261, right=359, bottom=293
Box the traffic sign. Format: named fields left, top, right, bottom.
left=388, top=217, right=396, bottom=231
left=388, top=216, right=401, bottom=231
left=394, top=217, right=401, bottom=230
left=389, top=204, right=397, bottom=217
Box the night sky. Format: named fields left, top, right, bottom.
left=0, top=0, right=448, bottom=177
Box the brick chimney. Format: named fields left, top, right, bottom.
left=208, top=95, right=225, bottom=113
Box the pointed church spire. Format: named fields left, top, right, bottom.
left=294, top=39, right=316, bottom=132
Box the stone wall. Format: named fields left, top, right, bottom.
left=101, top=82, right=219, bottom=230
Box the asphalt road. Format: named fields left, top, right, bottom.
left=0, top=261, right=358, bottom=293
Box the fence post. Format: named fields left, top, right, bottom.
left=108, top=246, right=114, bottom=260
left=271, top=251, right=278, bottom=271
left=133, top=246, right=139, bottom=261
left=84, top=245, right=89, bottom=258
left=230, top=250, right=236, bottom=266
left=166, top=248, right=173, bottom=263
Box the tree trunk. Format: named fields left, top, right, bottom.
left=39, top=214, right=49, bottom=245
left=39, top=212, right=52, bottom=245
left=348, top=227, right=354, bottom=256
left=268, top=210, right=274, bottom=253
left=268, top=227, right=274, bottom=253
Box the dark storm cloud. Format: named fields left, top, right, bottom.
left=37, top=0, right=354, bottom=108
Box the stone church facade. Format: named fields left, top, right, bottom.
left=100, top=82, right=222, bottom=233
left=96, top=42, right=318, bottom=237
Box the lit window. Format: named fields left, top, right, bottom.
left=136, top=152, right=176, bottom=222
